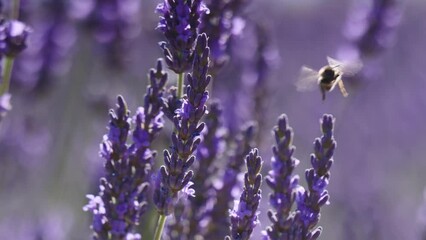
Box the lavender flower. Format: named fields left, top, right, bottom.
left=74, top=0, right=141, bottom=68
left=205, top=122, right=256, bottom=239
left=262, top=114, right=336, bottom=240
left=153, top=33, right=211, bottom=215
left=264, top=114, right=300, bottom=240
left=0, top=8, right=30, bottom=55
left=164, top=198, right=191, bottom=240
left=84, top=96, right=133, bottom=239
left=188, top=100, right=226, bottom=237
left=293, top=114, right=336, bottom=239
left=339, top=0, right=402, bottom=59
left=0, top=16, right=30, bottom=77
left=133, top=59, right=168, bottom=151
left=199, top=0, right=233, bottom=70
left=233, top=21, right=277, bottom=143
left=84, top=60, right=167, bottom=239
left=200, top=0, right=250, bottom=71
left=13, top=0, right=76, bottom=92
left=163, top=101, right=226, bottom=240
left=251, top=23, right=277, bottom=143
left=156, top=0, right=208, bottom=73
left=0, top=7, right=31, bottom=121
left=356, top=0, right=401, bottom=56
left=211, top=19, right=276, bottom=136
left=162, top=86, right=182, bottom=122
left=0, top=93, right=11, bottom=122
left=226, top=148, right=263, bottom=240
left=0, top=19, right=31, bottom=57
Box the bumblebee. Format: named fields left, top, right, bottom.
left=296, top=57, right=362, bottom=100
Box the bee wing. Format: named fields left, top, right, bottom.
left=327, top=56, right=363, bottom=76
left=295, top=66, right=319, bottom=92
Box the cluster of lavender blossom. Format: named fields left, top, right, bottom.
left=0, top=1, right=30, bottom=122
left=341, top=0, right=401, bottom=60
left=72, top=0, right=141, bottom=69
left=337, top=0, right=402, bottom=80
left=13, top=0, right=76, bottom=93
left=84, top=1, right=338, bottom=239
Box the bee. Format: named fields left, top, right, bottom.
left=295, top=57, right=362, bottom=100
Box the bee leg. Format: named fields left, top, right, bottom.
left=321, top=88, right=326, bottom=101
left=338, top=79, right=349, bottom=97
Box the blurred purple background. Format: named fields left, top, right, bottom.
left=1, top=0, right=426, bottom=239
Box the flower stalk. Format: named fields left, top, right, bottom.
left=177, top=72, right=184, bottom=98
left=0, top=58, right=14, bottom=95
left=154, top=215, right=167, bottom=240
left=153, top=33, right=211, bottom=218
left=11, top=0, right=20, bottom=18
left=227, top=148, right=263, bottom=240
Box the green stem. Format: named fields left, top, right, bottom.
left=177, top=72, right=184, bottom=98
left=11, top=0, right=21, bottom=19
left=0, top=57, right=14, bottom=95
left=153, top=214, right=167, bottom=240
left=0, top=0, right=21, bottom=95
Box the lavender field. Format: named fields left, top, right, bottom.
left=0, top=0, right=426, bottom=239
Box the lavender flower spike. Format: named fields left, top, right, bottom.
left=75, top=0, right=141, bottom=68
left=0, top=7, right=31, bottom=120
left=199, top=0, right=247, bottom=71
left=154, top=33, right=211, bottom=215
left=0, top=93, right=11, bottom=122
left=14, top=0, right=76, bottom=93
left=264, top=114, right=300, bottom=240
left=162, top=86, right=182, bottom=122
left=84, top=96, right=133, bottom=239
left=294, top=114, right=336, bottom=239
left=205, top=122, right=256, bottom=239
left=156, top=0, right=208, bottom=73
left=0, top=20, right=31, bottom=57
left=227, top=148, right=263, bottom=240
left=188, top=100, right=226, bottom=237
left=345, top=0, right=401, bottom=57
left=84, top=61, right=167, bottom=239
